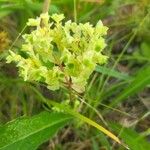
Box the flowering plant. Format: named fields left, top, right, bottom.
left=7, top=13, right=108, bottom=93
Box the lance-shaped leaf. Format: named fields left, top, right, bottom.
left=46, top=100, right=128, bottom=148
left=0, top=112, right=72, bottom=150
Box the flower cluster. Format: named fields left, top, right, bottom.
left=6, top=13, right=108, bottom=93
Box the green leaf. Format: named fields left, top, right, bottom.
left=0, top=112, right=72, bottom=150
left=110, top=123, right=150, bottom=150
left=30, top=86, right=126, bottom=148
left=141, top=42, right=150, bottom=58
left=92, top=138, right=99, bottom=150
left=95, top=132, right=111, bottom=150
left=95, top=65, right=131, bottom=81
left=46, top=100, right=123, bottom=146
left=0, top=10, right=12, bottom=18
left=109, top=66, right=150, bottom=107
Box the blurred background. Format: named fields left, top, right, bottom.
left=0, top=0, right=150, bottom=150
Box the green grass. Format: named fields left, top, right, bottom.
left=0, top=0, right=150, bottom=149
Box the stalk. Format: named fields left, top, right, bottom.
left=40, top=0, right=51, bottom=27
left=42, top=0, right=51, bottom=13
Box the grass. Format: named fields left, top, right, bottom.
left=0, top=0, right=150, bottom=150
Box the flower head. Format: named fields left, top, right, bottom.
left=6, top=13, right=108, bottom=93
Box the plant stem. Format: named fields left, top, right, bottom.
left=41, top=0, right=51, bottom=27
left=74, top=0, right=77, bottom=22
left=42, top=0, right=51, bottom=13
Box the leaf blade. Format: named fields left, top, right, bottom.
left=0, top=112, right=72, bottom=150
left=95, top=65, right=131, bottom=81
left=110, top=122, right=150, bottom=150
left=109, top=66, right=150, bottom=107
left=47, top=100, right=123, bottom=146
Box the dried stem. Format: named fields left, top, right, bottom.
left=74, top=0, right=77, bottom=22
left=52, top=55, right=74, bottom=105
left=41, top=0, right=51, bottom=27
left=42, top=0, right=51, bottom=13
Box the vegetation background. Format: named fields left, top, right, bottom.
left=0, top=0, right=150, bottom=150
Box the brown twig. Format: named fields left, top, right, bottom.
left=52, top=54, right=74, bottom=104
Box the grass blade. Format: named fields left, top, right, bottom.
left=95, top=65, right=131, bottom=81
left=110, top=122, right=150, bottom=150
left=46, top=100, right=124, bottom=146
left=109, top=66, right=150, bottom=107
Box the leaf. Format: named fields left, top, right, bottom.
left=97, top=132, right=111, bottom=150
left=110, top=122, right=150, bottom=150
left=91, top=138, right=99, bottom=150
left=95, top=65, right=131, bottom=81
left=92, top=131, right=111, bottom=150
left=109, top=66, right=150, bottom=107
left=140, top=42, right=150, bottom=58
left=46, top=100, right=124, bottom=146
left=31, top=86, right=126, bottom=148
left=0, top=112, right=72, bottom=150
left=0, top=10, right=12, bottom=18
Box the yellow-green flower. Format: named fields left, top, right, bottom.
left=6, top=13, right=108, bottom=93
